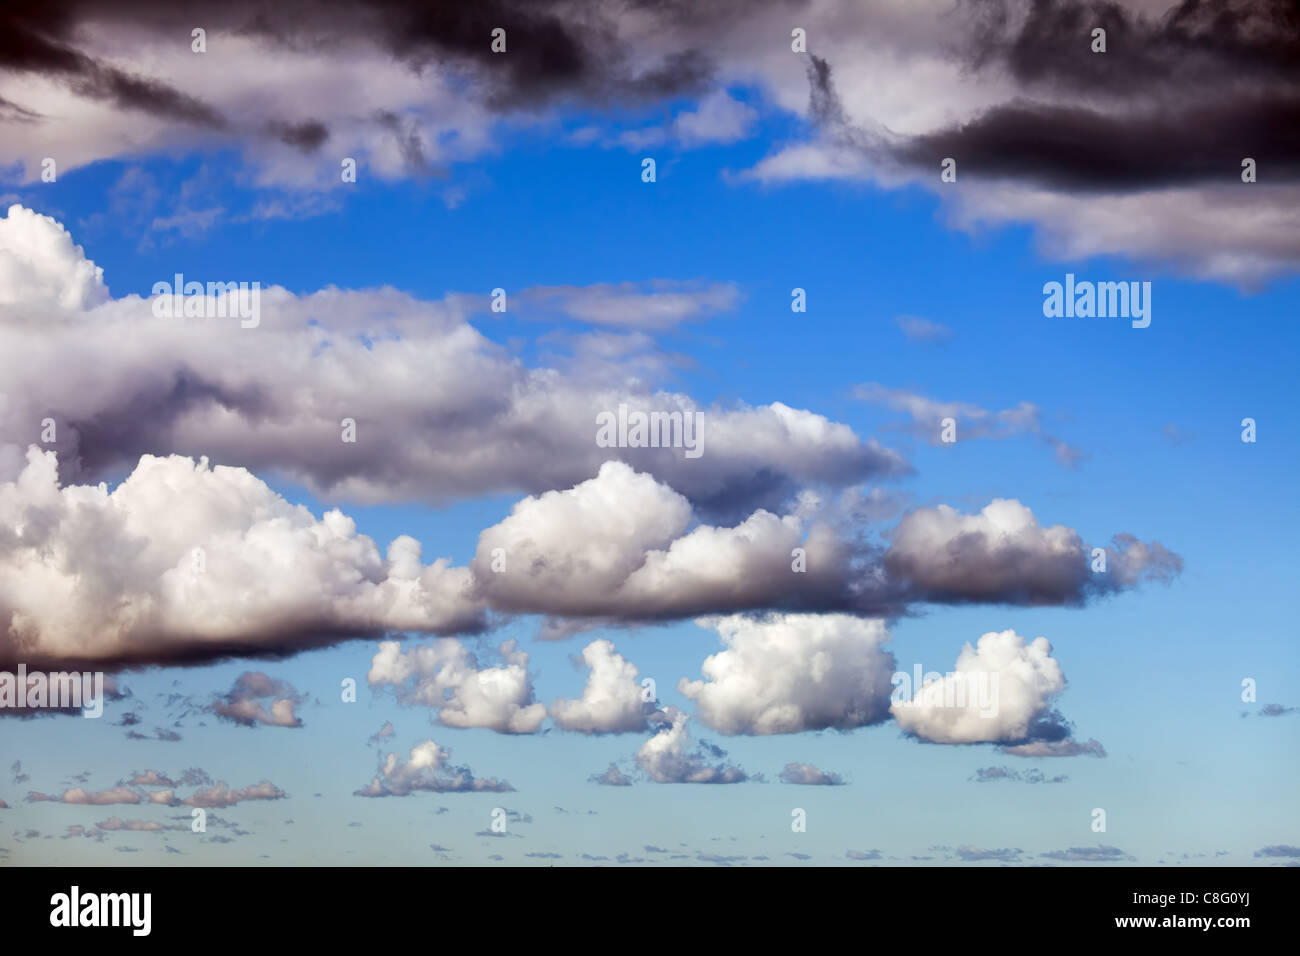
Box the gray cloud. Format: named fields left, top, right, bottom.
left=778, top=762, right=844, bottom=785
left=0, top=208, right=904, bottom=522
left=211, top=672, right=305, bottom=728
left=855, top=383, right=1085, bottom=467
left=589, top=763, right=633, bottom=787
left=0, top=206, right=1181, bottom=669
left=636, top=709, right=749, bottom=784
left=1258, top=703, right=1297, bottom=717
left=27, top=785, right=142, bottom=805
left=761, top=3, right=1300, bottom=284
left=971, top=766, right=1068, bottom=783
left=0, top=448, right=1179, bottom=668
left=884, top=500, right=1180, bottom=606
left=1040, top=845, right=1134, bottom=862
left=934, top=0, right=1300, bottom=189
left=182, top=780, right=285, bottom=808
left=955, top=845, right=1023, bottom=862
left=847, top=849, right=882, bottom=860
left=518, top=280, right=741, bottom=331
left=354, top=740, right=513, bottom=796
left=3, top=2, right=1297, bottom=284
left=1254, top=845, right=1300, bottom=858
left=1000, top=737, right=1106, bottom=757
left=894, top=316, right=954, bottom=344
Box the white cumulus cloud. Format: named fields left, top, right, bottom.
left=552, top=639, right=661, bottom=734
left=368, top=639, right=546, bottom=734
left=679, top=613, right=896, bottom=735
left=891, top=630, right=1068, bottom=745
left=0, top=446, right=482, bottom=667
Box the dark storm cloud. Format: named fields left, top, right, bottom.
left=896, top=94, right=1300, bottom=191
left=361, top=0, right=593, bottom=106
left=973, top=0, right=1300, bottom=93
left=806, top=0, right=1300, bottom=190
left=0, top=3, right=227, bottom=126
left=0, top=0, right=715, bottom=119
left=940, top=0, right=1300, bottom=188
left=300, top=0, right=718, bottom=107
left=6, top=0, right=1297, bottom=194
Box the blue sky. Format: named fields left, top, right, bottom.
left=0, top=0, right=1297, bottom=867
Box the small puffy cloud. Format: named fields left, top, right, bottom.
left=1103, top=533, right=1184, bottom=588
left=672, top=90, right=758, bottom=146
left=955, top=846, right=1023, bottom=862
left=212, top=672, right=304, bottom=728
left=182, top=780, right=286, bottom=808
left=1039, top=845, right=1134, bottom=863
left=970, top=766, right=1068, bottom=784
left=1000, top=738, right=1106, bottom=758
left=368, top=638, right=545, bottom=735
left=589, top=763, right=633, bottom=787
left=1258, top=703, right=1297, bottom=717
left=636, top=708, right=748, bottom=784
left=176, top=768, right=211, bottom=787
left=96, top=817, right=184, bottom=832
left=354, top=740, right=513, bottom=796
left=368, top=720, right=395, bottom=744
left=847, top=849, right=882, bottom=860
left=28, top=786, right=141, bottom=805
left=680, top=613, right=895, bottom=735
left=894, top=316, right=953, bottom=344
left=891, top=630, right=1070, bottom=746
left=552, top=639, right=661, bottom=734
left=520, top=280, right=740, bottom=331
left=779, top=763, right=844, bottom=785
left=126, top=727, right=182, bottom=743
left=123, top=770, right=175, bottom=788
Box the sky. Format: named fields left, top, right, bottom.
left=0, top=0, right=1297, bottom=867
